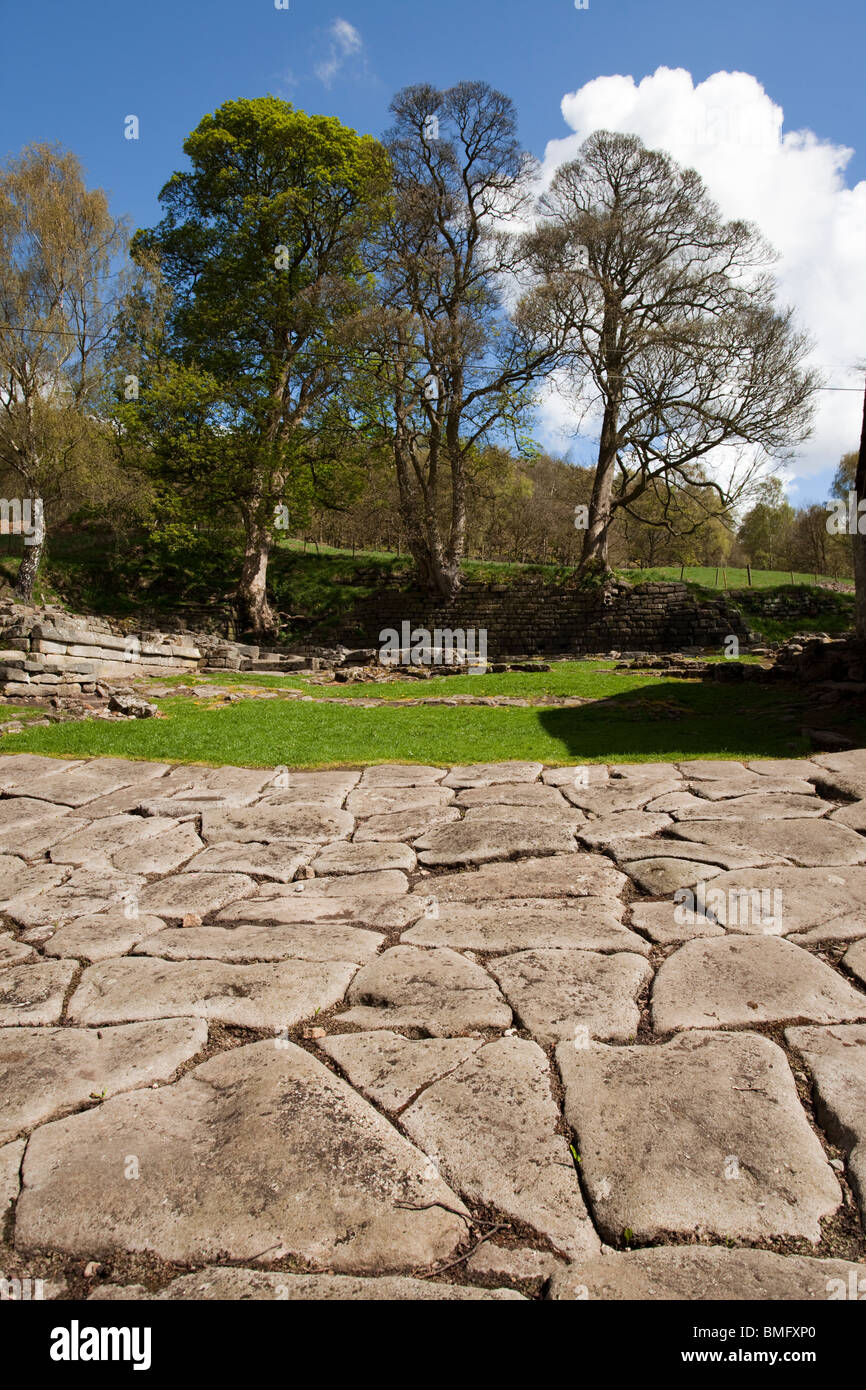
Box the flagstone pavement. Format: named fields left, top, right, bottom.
left=1, top=750, right=866, bottom=1302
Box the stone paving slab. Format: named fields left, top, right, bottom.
left=556, top=1032, right=842, bottom=1244
left=1, top=751, right=865, bottom=1302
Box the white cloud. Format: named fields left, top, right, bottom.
left=315, top=18, right=364, bottom=87
left=536, top=68, right=866, bottom=499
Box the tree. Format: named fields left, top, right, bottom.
left=737, top=477, right=795, bottom=569
left=0, top=143, right=134, bottom=599
left=133, top=97, right=391, bottom=637
left=854, top=381, right=866, bottom=637
left=531, top=131, right=818, bottom=575
left=363, top=82, right=569, bottom=599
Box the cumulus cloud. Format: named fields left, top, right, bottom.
left=315, top=18, right=364, bottom=88
left=536, top=68, right=866, bottom=498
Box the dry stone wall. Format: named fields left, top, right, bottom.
left=325, top=581, right=753, bottom=659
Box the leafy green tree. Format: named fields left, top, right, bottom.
left=131, top=97, right=390, bottom=637
left=736, top=477, right=796, bottom=569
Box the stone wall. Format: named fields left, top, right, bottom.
left=0, top=605, right=201, bottom=700
left=319, top=580, right=752, bottom=659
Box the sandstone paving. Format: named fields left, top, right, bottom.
left=352, top=807, right=461, bottom=843
left=91, top=1270, right=525, bottom=1300
left=359, top=764, right=446, bottom=787
left=397, top=1037, right=601, bottom=1259
left=43, top=912, right=167, bottom=963
left=547, top=1247, right=866, bottom=1301
left=624, top=857, right=724, bottom=896
left=0, top=935, right=37, bottom=967
left=311, top=840, right=416, bottom=875
left=67, top=956, right=359, bottom=1029
left=339, top=945, right=511, bottom=1035
left=136, top=872, right=256, bottom=921
left=1, top=1137, right=24, bottom=1214
left=442, top=761, right=543, bottom=788
left=201, top=803, right=353, bottom=846
left=489, top=949, right=651, bottom=1045
left=412, top=853, right=627, bottom=902
left=184, top=840, right=312, bottom=881
left=401, top=897, right=648, bottom=955
left=693, top=866, right=866, bottom=938
left=786, top=1024, right=866, bottom=1217
left=628, top=901, right=724, bottom=945
left=415, top=814, right=578, bottom=867
left=668, top=816, right=866, bottom=868
left=135, top=921, right=383, bottom=965
left=0, top=1019, right=206, bottom=1144
left=0, top=960, right=77, bottom=1025
left=320, top=1030, right=486, bottom=1111
left=15, top=1040, right=470, bottom=1271
left=652, top=936, right=866, bottom=1033
left=4, top=750, right=866, bottom=1301
left=215, top=891, right=421, bottom=932
left=556, top=1031, right=842, bottom=1244
left=346, top=786, right=455, bottom=816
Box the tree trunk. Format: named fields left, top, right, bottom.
left=580, top=404, right=619, bottom=573
left=237, top=509, right=277, bottom=640
left=854, top=379, right=866, bottom=639
left=13, top=498, right=45, bottom=602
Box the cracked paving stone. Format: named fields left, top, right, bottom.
left=201, top=804, right=353, bottom=846
left=216, top=891, right=421, bottom=932
left=830, top=801, right=866, bottom=832
left=0, top=804, right=87, bottom=858
left=785, top=1023, right=866, bottom=1223
left=67, top=956, right=358, bottom=1029
left=136, top=872, right=256, bottom=922
left=0, top=936, right=38, bottom=968
left=310, top=840, right=416, bottom=876
left=1, top=1137, right=25, bottom=1212
left=694, top=866, right=866, bottom=943
left=109, top=822, right=204, bottom=875
left=4, top=879, right=144, bottom=931
left=624, top=858, right=724, bottom=895
left=346, top=786, right=455, bottom=817
left=466, top=1244, right=565, bottom=1292
left=542, top=765, right=611, bottom=787
left=562, top=776, right=681, bottom=815
left=577, top=812, right=672, bottom=850
left=47, top=814, right=181, bottom=870
left=0, top=1019, right=206, bottom=1144
left=184, top=841, right=312, bottom=881
left=402, top=898, right=648, bottom=955
left=283, top=870, right=409, bottom=897
left=0, top=755, right=77, bottom=790
left=489, top=949, right=650, bottom=1046
left=442, top=761, right=543, bottom=788
left=20, top=766, right=146, bottom=808
left=412, top=854, right=627, bottom=903
left=90, top=1270, right=524, bottom=1300
left=338, top=945, right=511, bottom=1035
left=547, top=1246, right=866, bottom=1301
left=684, top=776, right=817, bottom=800
left=810, top=749, right=866, bottom=801
left=556, top=1030, right=842, bottom=1244
left=415, top=812, right=577, bottom=867
left=43, top=913, right=167, bottom=963
left=319, top=1031, right=486, bottom=1111
left=257, top=770, right=360, bottom=806
left=359, top=764, right=446, bottom=787
left=399, top=1037, right=600, bottom=1259
left=16, top=1039, right=470, bottom=1271
left=669, top=816, right=866, bottom=868
left=0, top=960, right=77, bottom=1025
left=608, top=837, right=779, bottom=872
left=353, top=807, right=461, bottom=843
left=455, top=783, right=572, bottom=808
left=629, top=901, right=724, bottom=945
left=652, top=936, right=866, bottom=1033
left=0, top=858, right=67, bottom=910
left=136, top=921, right=383, bottom=965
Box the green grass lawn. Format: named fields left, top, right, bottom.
left=3, top=670, right=859, bottom=768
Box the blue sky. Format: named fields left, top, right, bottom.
left=1, top=0, right=863, bottom=500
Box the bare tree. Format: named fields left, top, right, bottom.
left=365, top=82, right=569, bottom=599
left=531, top=131, right=818, bottom=575
left=0, top=144, right=131, bottom=600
